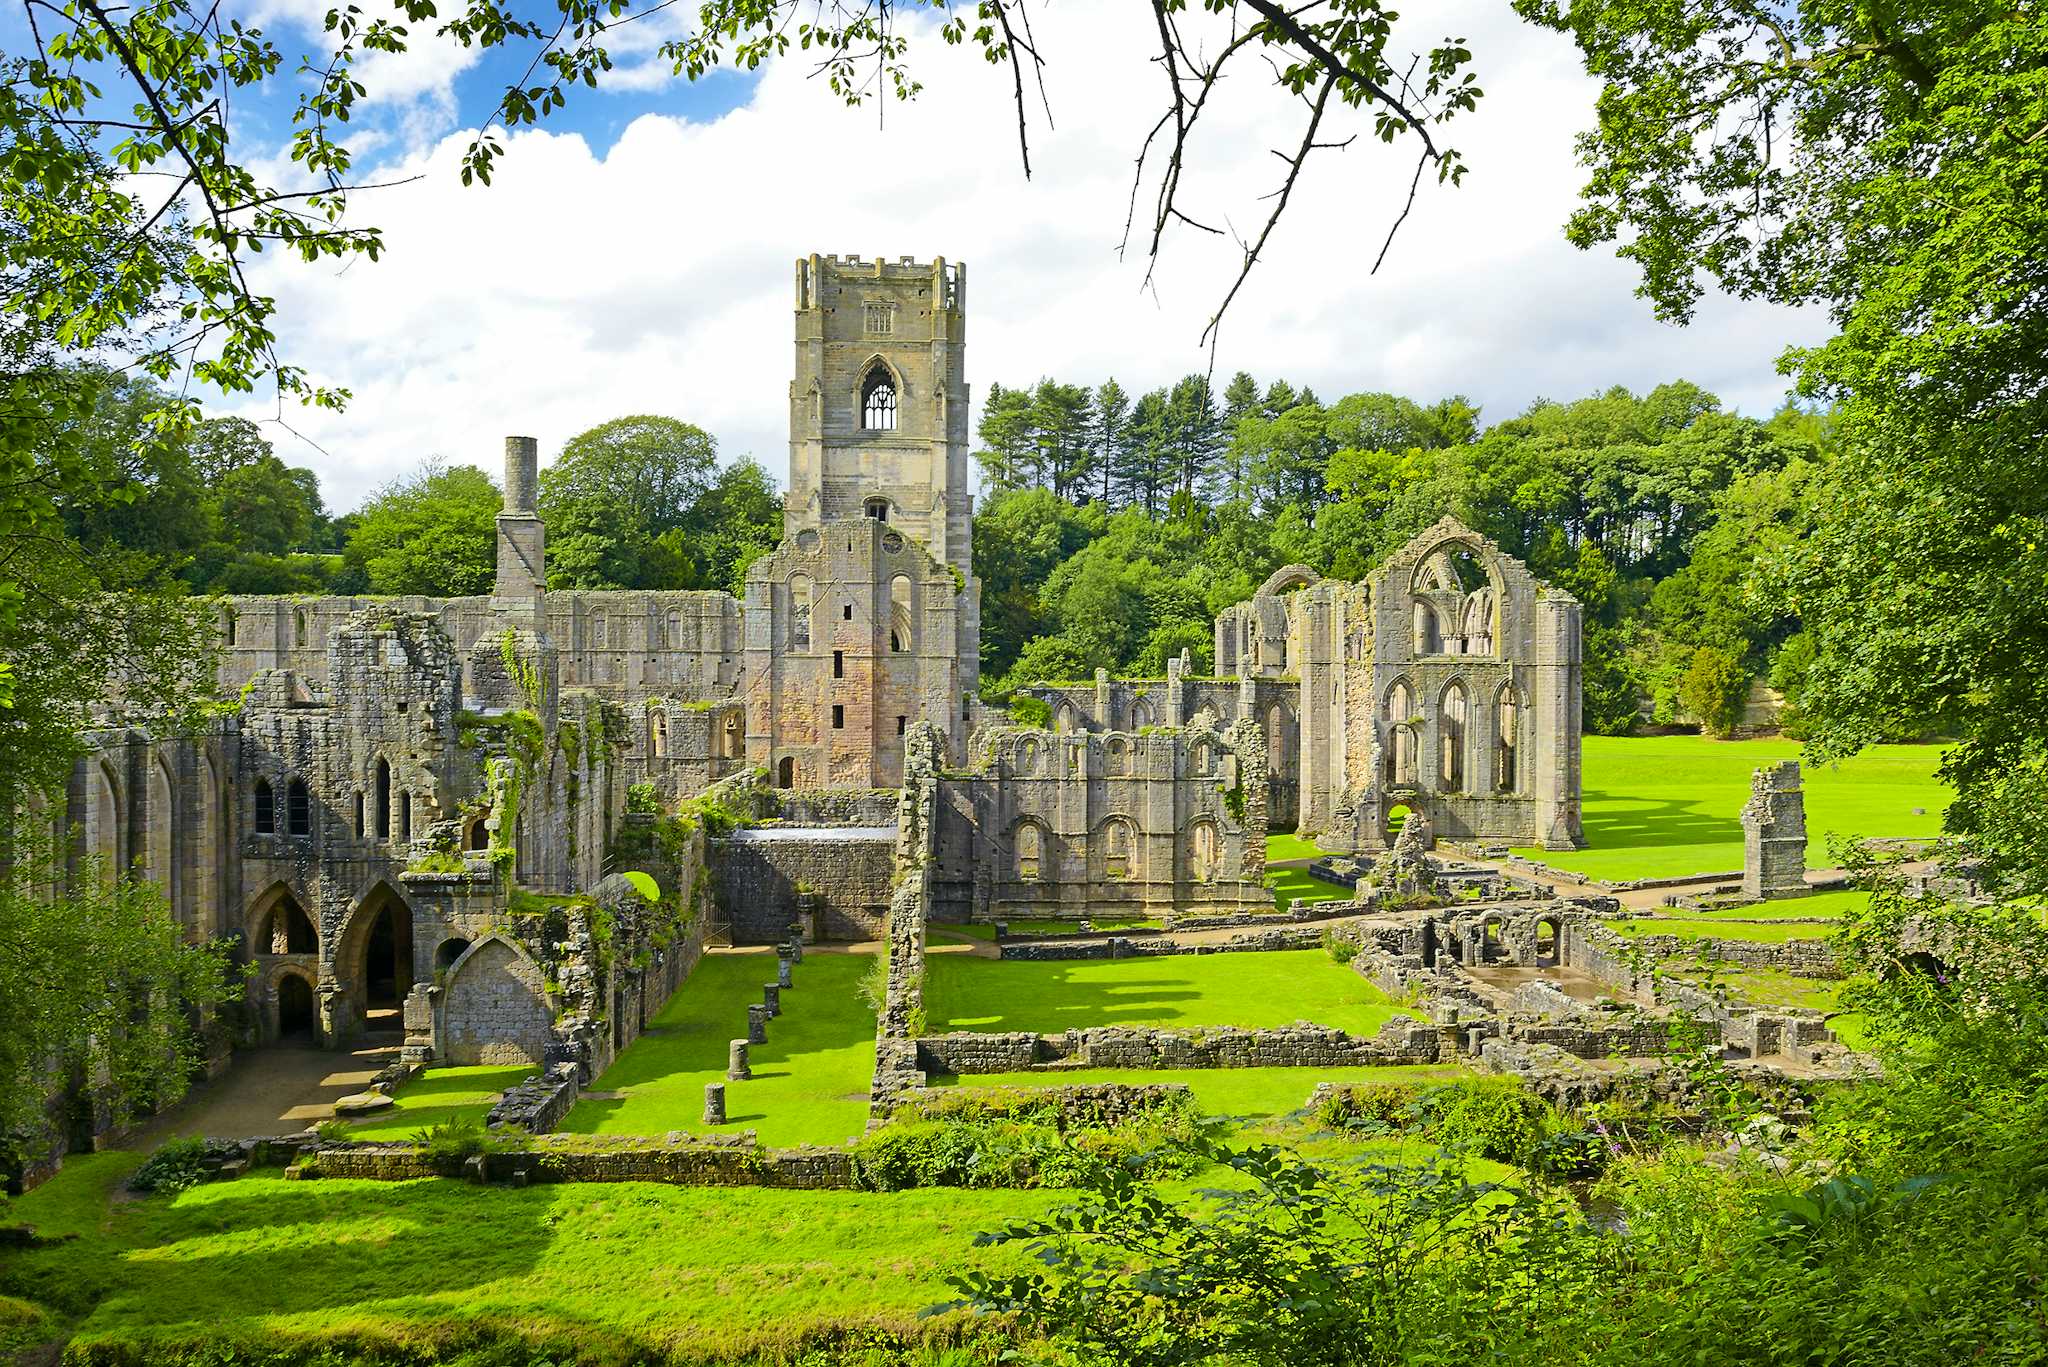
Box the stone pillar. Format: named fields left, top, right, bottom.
left=786, top=930, right=804, bottom=961
left=1741, top=759, right=1810, bottom=900
left=776, top=955, right=794, bottom=989
left=727, top=1039, right=751, bottom=1080
left=762, top=982, right=781, bottom=1017
left=746, top=1005, right=769, bottom=1044
left=703, top=1082, right=726, bottom=1125
left=494, top=435, right=546, bottom=604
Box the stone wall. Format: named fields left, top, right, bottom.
left=914, top=1016, right=1441, bottom=1074
left=710, top=829, right=895, bottom=943
left=442, top=936, right=553, bottom=1065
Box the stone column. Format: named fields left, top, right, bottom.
left=746, top=1005, right=769, bottom=1044
left=703, top=1082, right=726, bottom=1125
left=727, top=1039, right=751, bottom=1080
left=776, top=955, right=794, bottom=989
left=494, top=435, right=546, bottom=605
left=762, top=982, right=781, bottom=1017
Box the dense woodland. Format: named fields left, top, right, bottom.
left=51, top=360, right=1840, bottom=744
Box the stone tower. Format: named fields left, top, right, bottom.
left=787, top=254, right=971, bottom=578
left=745, top=254, right=980, bottom=790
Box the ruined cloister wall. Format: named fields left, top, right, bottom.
left=928, top=721, right=1268, bottom=922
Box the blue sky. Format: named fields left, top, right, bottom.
left=9, top=2, right=1830, bottom=513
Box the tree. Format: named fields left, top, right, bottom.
left=686, top=457, right=784, bottom=595
left=344, top=461, right=500, bottom=597
left=1527, top=0, right=2048, bottom=886
left=1092, top=379, right=1132, bottom=507
left=538, top=415, right=719, bottom=590
left=975, top=383, right=1039, bottom=491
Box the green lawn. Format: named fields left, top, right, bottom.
left=1265, top=832, right=1340, bottom=863
left=924, top=949, right=1419, bottom=1037
left=560, top=951, right=876, bottom=1149
left=1665, top=889, right=1870, bottom=920
left=1266, top=866, right=1352, bottom=911
left=1603, top=918, right=1843, bottom=944
left=1512, top=734, right=1947, bottom=881
left=343, top=1064, right=535, bottom=1141
left=0, top=1153, right=1046, bottom=1364
left=929, top=1063, right=1471, bottom=1123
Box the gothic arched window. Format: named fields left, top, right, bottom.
left=861, top=369, right=898, bottom=431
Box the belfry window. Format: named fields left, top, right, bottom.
left=863, top=301, right=895, bottom=335
left=861, top=369, right=898, bottom=431
left=864, top=497, right=890, bottom=522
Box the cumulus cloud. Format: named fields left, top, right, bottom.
left=228, top=1, right=1830, bottom=511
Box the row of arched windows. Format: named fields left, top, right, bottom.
left=1011, top=818, right=1223, bottom=883
left=252, top=777, right=314, bottom=836
left=1381, top=678, right=1522, bottom=794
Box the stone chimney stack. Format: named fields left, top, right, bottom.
left=493, top=435, right=545, bottom=604
left=503, top=434, right=538, bottom=514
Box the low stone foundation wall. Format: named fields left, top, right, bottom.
left=485, top=1062, right=581, bottom=1132
left=283, top=1135, right=860, bottom=1188
left=915, top=1016, right=1441, bottom=1074
left=999, top=925, right=1327, bottom=960
left=892, top=1081, right=1196, bottom=1126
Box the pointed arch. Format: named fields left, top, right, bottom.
left=1439, top=679, right=1470, bottom=792
left=1098, top=816, right=1139, bottom=881
left=334, top=880, right=416, bottom=1033
left=441, top=933, right=552, bottom=1065
left=1013, top=818, right=1048, bottom=882
left=855, top=354, right=905, bottom=432
left=1495, top=682, right=1523, bottom=794
left=1187, top=817, right=1220, bottom=884
left=889, top=575, right=914, bottom=653
left=246, top=880, right=319, bottom=955
left=145, top=752, right=175, bottom=909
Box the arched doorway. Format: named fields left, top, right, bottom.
left=277, top=973, right=316, bottom=1037
left=1533, top=918, right=1560, bottom=968
left=344, top=884, right=414, bottom=1034
left=777, top=756, right=796, bottom=789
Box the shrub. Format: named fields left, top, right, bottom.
left=1313, top=1081, right=1419, bottom=1132
left=625, top=781, right=661, bottom=815
left=1322, top=927, right=1361, bottom=964
left=312, top=1119, right=354, bottom=1144
left=1414, top=1077, right=1556, bottom=1166
left=411, top=1117, right=514, bottom=1176
left=127, top=1137, right=211, bottom=1194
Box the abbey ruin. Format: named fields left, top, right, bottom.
left=32, top=254, right=1589, bottom=1093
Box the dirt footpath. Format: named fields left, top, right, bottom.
left=125, top=1036, right=401, bottom=1146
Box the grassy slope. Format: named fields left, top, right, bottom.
left=924, top=949, right=1419, bottom=1036
left=1264, top=832, right=1338, bottom=863
left=929, top=1063, right=1471, bottom=1122
left=1, top=1155, right=1047, bottom=1364
left=1511, top=735, right=1947, bottom=881
left=560, top=950, right=877, bottom=1148
left=1661, top=889, right=1870, bottom=920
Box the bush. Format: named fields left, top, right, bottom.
left=312, top=1119, right=354, bottom=1143
left=1321, top=927, right=1361, bottom=964
left=626, top=781, right=661, bottom=815
left=1313, top=1081, right=1419, bottom=1132
left=411, top=1117, right=513, bottom=1176
left=1414, top=1077, right=1556, bottom=1166
left=127, top=1137, right=211, bottom=1194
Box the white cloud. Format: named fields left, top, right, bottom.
left=229, top=1, right=1830, bottom=512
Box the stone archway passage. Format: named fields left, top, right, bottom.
left=344, top=884, right=415, bottom=1034
left=277, top=974, right=316, bottom=1036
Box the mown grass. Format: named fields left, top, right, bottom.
left=928, top=1063, right=1472, bottom=1123
left=1603, top=918, right=1842, bottom=944
left=560, top=950, right=876, bottom=1148
left=923, top=949, right=1420, bottom=1037
left=0, top=1154, right=1049, bottom=1365
left=1663, top=889, right=1870, bottom=921
left=343, top=1064, right=536, bottom=1141
left=1264, top=832, right=1339, bottom=863
left=1510, top=735, right=1947, bottom=881
left=1265, top=866, right=1352, bottom=911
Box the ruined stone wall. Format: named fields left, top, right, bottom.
left=442, top=937, right=553, bottom=1065
left=710, top=831, right=895, bottom=942
left=743, top=516, right=973, bottom=787
left=940, top=722, right=1269, bottom=922
left=211, top=591, right=743, bottom=705
left=1219, top=519, right=1584, bottom=853
left=914, top=1017, right=1441, bottom=1073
